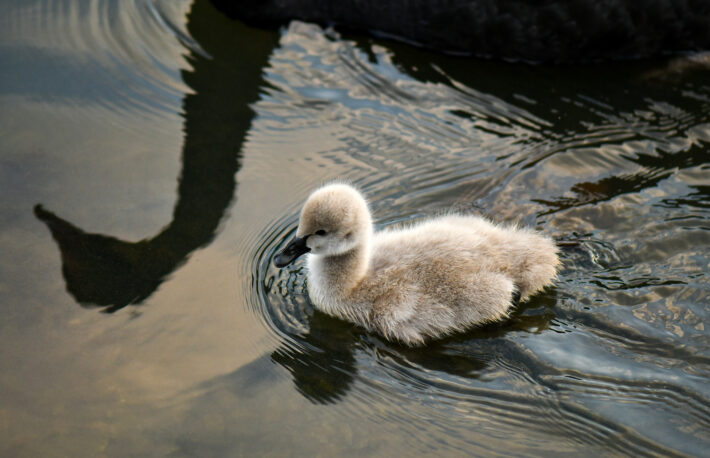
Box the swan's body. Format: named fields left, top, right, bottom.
left=274, top=184, right=559, bottom=345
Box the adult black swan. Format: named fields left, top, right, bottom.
left=211, top=0, right=710, bottom=62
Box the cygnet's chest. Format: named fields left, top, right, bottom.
left=306, top=255, right=353, bottom=314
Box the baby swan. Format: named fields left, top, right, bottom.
left=274, top=184, right=559, bottom=346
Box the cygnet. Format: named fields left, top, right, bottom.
left=274, top=183, right=559, bottom=345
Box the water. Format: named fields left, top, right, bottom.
left=1, top=0, right=709, bottom=456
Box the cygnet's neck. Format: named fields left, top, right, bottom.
left=311, top=231, right=371, bottom=294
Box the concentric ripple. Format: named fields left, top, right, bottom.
left=1, top=0, right=191, bottom=131
left=246, top=21, right=710, bottom=455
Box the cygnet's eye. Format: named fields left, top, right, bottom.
left=315, top=230, right=326, bottom=236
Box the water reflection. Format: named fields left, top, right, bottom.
left=258, top=217, right=564, bottom=404
left=15, top=0, right=709, bottom=454
left=34, top=0, right=278, bottom=312
left=536, top=143, right=710, bottom=215
left=271, top=311, right=358, bottom=404
left=266, top=273, right=558, bottom=404
left=239, top=20, right=709, bottom=455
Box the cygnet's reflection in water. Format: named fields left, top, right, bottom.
left=269, top=291, right=557, bottom=405
left=34, top=0, right=278, bottom=312
left=271, top=312, right=359, bottom=404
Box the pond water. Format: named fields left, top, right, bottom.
left=1, top=0, right=709, bottom=456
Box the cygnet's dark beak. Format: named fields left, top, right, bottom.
left=274, top=235, right=310, bottom=268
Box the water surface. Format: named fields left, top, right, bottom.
left=1, top=0, right=709, bottom=456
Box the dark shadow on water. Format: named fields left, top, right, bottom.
left=34, top=0, right=279, bottom=312
left=271, top=312, right=359, bottom=404
left=270, top=291, right=557, bottom=404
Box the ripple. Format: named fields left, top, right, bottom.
left=250, top=196, right=696, bottom=454
left=259, top=22, right=557, bottom=217
left=1, top=0, right=191, bottom=131
left=243, top=20, right=710, bottom=455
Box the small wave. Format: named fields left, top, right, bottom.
left=244, top=20, right=710, bottom=455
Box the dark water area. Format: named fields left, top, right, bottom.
left=1, top=0, right=709, bottom=456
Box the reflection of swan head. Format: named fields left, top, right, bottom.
left=275, top=183, right=559, bottom=346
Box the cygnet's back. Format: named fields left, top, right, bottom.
left=275, top=184, right=559, bottom=346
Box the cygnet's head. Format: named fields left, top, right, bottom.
left=274, top=183, right=372, bottom=267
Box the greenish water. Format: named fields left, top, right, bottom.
left=1, top=0, right=709, bottom=456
